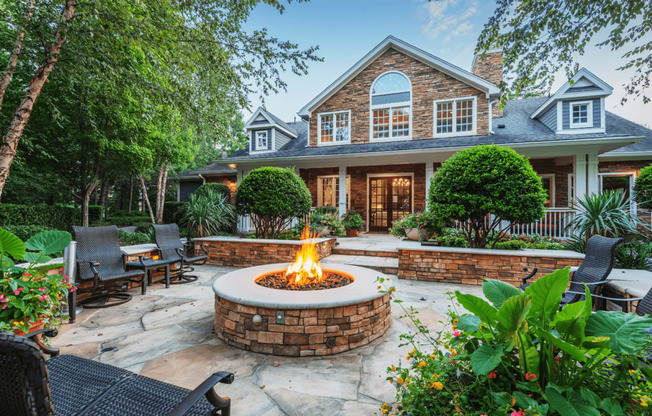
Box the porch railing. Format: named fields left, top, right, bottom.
left=237, top=209, right=314, bottom=234
left=510, top=208, right=576, bottom=239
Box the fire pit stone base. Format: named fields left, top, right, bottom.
left=214, top=294, right=391, bottom=356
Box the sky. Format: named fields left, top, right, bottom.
left=243, top=0, right=651, bottom=128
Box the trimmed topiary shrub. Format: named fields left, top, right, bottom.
left=235, top=167, right=312, bottom=239
left=194, top=183, right=231, bottom=201
left=428, top=145, right=546, bottom=248
left=634, top=164, right=652, bottom=209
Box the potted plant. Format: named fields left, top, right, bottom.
left=309, top=212, right=346, bottom=237
left=390, top=213, right=429, bottom=241
left=0, top=228, right=76, bottom=335
left=341, top=212, right=364, bottom=237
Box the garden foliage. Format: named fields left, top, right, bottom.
left=194, top=183, right=231, bottom=201
left=634, top=165, right=652, bottom=209
left=381, top=269, right=652, bottom=415
left=428, top=145, right=546, bottom=248
left=235, top=167, right=311, bottom=239
left=0, top=204, right=103, bottom=230
left=181, top=188, right=236, bottom=238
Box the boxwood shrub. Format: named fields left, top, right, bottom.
left=235, top=167, right=312, bottom=238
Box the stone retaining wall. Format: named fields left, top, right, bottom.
left=397, top=243, right=584, bottom=286
left=195, top=237, right=336, bottom=267
left=214, top=294, right=392, bottom=356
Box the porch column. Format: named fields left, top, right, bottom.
left=425, top=162, right=434, bottom=210
left=587, top=152, right=600, bottom=195
left=338, top=165, right=347, bottom=218
left=574, top=154, right=587, bottom=203
left=236, top=168, right=247, bottom=232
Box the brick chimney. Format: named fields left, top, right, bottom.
left=471, top=49, right=503, bottom=85
left=472, top=49, right=504, bottom=119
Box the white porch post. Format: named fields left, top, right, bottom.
left=338, top=165, right=347, bottom=218
left=574, top=154, right=588, bottom=202
left=425, top=162, right=434, bottom=210
left=236, top=168, right=247, bottom=232
left=587, top=152, right=600, bottom=195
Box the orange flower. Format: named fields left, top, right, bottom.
left=487, top=370, right=497, bottom=379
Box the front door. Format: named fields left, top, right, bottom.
left=369, top=176, right=412, bottom=231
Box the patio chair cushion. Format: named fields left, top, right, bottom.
left=48, top=355, right=216, bottom=416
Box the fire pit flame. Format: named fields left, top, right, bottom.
left=285, top=224, right=323, bottom=285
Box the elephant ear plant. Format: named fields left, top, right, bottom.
left=380, top=269, right=652, bottom=415
left=0, top=228, right=75, bottom=333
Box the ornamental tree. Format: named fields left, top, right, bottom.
left=428, top=145, right=546, bottom=248
left=235, top=167, right=312, bottom=239
left=634, top=164, right=652, bottom=209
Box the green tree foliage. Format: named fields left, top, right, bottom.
left=476, top=1, right=652, bottom=104
left=633, top=164, right=652, bottom=209
left=235, top=167, right=311, bottom=239
left=428, top=145, right=546, bottom=248
left=0, top=0, right=320, bottom=223
left=194, top=183, right=232, bottom=201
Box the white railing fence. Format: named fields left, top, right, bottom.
left=510, top=208, right=576, bottom=239
left=237, top=209, right=314, bottom=234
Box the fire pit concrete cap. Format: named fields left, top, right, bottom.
left=212, top=263, right=391, bottom=309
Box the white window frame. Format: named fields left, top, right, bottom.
left=598, top=171, right=637, bottom=215
left=317, top=175, right=351, bottom=207
left=432, top=96, right=477, bottom=137
left=317, top=110, right=351, bottom=146
left=255, top=130, right=268, bottom=149
left=538, top=174, right=556, bottom=207
left=570, top=100, right=593, bottom=129
left=369, top=71, right=412, bottom=142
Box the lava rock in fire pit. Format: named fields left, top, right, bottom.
left=256, top=271, right=353, bottom=291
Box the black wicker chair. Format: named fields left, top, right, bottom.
left=0, top=330, right=233, bottom=416
left=71, top=226, right=146, bottom=318
left=153, top=224, right=208, bottom=284
left=520, top=235, right=624, bottom=306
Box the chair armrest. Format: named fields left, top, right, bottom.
left=89, top=261, right=101, bottom=276
left=25, top=328, right=60, bottom=357
left=166, top=372, right=234, bottom=416
left=521, top=267, right=544, bottom=285
left=138, top=255, right=150, bottom=267
left=199, top=243, right=209, bottom=256
left=581, top=280, right=611, bottom=286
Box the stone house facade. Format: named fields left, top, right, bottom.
left=180, top=36, right=652, bottom=236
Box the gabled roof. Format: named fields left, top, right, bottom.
left=297, top=36, right=501, bottom=118
left=177, top=163, right=236, bottom=180
left=531, top=68, right=613, bottom=119
left=244, top=107, right=298, bottom=138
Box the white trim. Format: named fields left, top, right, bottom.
left=556, top=127, right=605, bottom=135
left=598, top=171, right=637, bottom=214
left=317, top=110, right=352, bottom=146
left=365, top=172, right=415, bottom=231
left=567, top=173, right=574, bottom=207
left=250, top=130, right=276, bottom=154
left=538, top=173, right=556, bottom=207
left=569, top=100, right=593, bottom=129
left=432, top=96, right=477, bottom=137
left=245, top=107, right=298, bottom=138
left=297, top=36, right=499, bottom=118
left=369, top=70, right=413, bottom=142
left=555, top=101, right=563, bottom=132
left=531, top=68, right=613, bottom=119
left=600, top=97, right=606, bottom=129
left=316, top=174, right=350, bottom=208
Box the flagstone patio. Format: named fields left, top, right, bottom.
left=53, top=264, right=483, bottom=415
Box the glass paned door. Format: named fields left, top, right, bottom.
left=369, top=176, right=412, bottom=231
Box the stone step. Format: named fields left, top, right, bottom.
left=331, top=247, right=398, bottom=258
left=322, top=254, right=399, bottom=275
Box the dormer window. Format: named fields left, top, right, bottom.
left=255, top=131, right=268, bottom=149
left=370, top=71, right=412, bottom=141
left=570, top=101, right=592, bottom=128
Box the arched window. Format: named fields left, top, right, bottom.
left=371, top=72, right=411, bottom=140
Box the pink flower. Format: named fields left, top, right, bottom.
left=452, top=331, right=461, bottom=337
left=525, top=372, right=537, bottom=381
left=511, top=411, right=525, bottom=416
left=1, top=304, right=5, bottom=310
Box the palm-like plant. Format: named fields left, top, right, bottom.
left=180, top=189, right=236, bottom=238
left=567, top=191, right=644, bottom=241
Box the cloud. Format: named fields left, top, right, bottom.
left=422, top=0, right=478, bottom=41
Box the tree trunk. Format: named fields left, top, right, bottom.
left=128, top=176, right=134, bottom=213
left=139, top=174, right=156, bottom=223
left=0, top=0, right=78, bottom=200
left=155, top=162, right=168, bottom=223
left=99, top=178, right=111, bottom=216
left=0, top=0, right=35, bottom=111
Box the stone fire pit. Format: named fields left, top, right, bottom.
left=212, top=263, right=392, bottom=356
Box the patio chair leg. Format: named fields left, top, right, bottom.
left=80, top=292, right=132, bottom=309
left=68, top=290, right=77, bottom=323
left=165, top=265, right=170, bottom=288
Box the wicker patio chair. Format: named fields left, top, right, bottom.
left=71, top=226, right=146, bottom=319
left=0, top=330, right=233, bottom=416
left=153, top=224, right=209, bottom=284
left=520, top=235, right=623, bottom=306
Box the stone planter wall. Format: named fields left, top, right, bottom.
left=214, top=294, right=392, bottom=356
left=194, top=236, right=337, bottom=267
left=397, top=242, right=584, bottom=286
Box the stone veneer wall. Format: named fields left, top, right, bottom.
left=195, top=237, right=336, bottom=267
left=308, top=48, right=490, bottom=146
left=214, top=294, right=392, bottom=356
left=397, top=245, right=584, bottom=286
